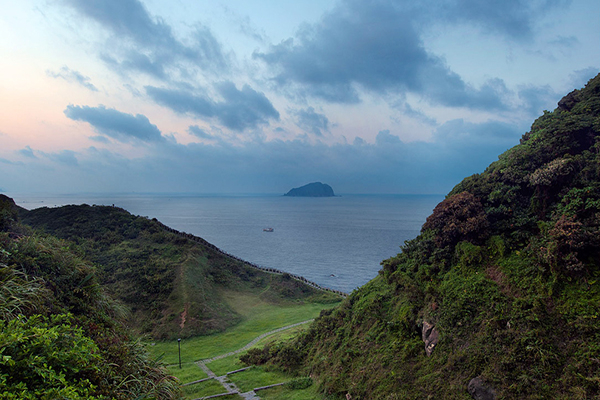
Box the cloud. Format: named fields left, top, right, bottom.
left=188, top=125, right=213, bottom=139
left=433, top=0, right=561, bottom=40
left=550, top=35, right=579, bottom=48
left=18, top=146, right=37, bottom=159
left=46, top=66, right=99, bottom=91
left=64, top=105, right=164, bottom=143
left=293, top=107, right=330, bottom=136
left=0, top=158, right=22, bottom=166
left=7, top=115, right=524, bottom=195
left=64, top=0, right=229, bottom=79
left=42, top=150, right=79, bottom=166
left=89, top=135, right=111, bottom=143
left=400, top=103, right=437, bottom=125
left=569, top=67, right=600, bottom=89
left=518, top=84, right=559, bottom=116
left=254, top=0, right=510, bottom=110
left=146, top=82, right=280, bottom=131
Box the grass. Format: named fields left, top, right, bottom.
left=206, top=324, right=309, bottom=376
left=226, top=366, right=288, bottom=393
left=164, top=362, right=207, bottom=384
left=181, top=379, right=239, bottom=398
left=147, top=288, right=338, bottom=399
left=206, top=355, right=246, bottom=377
left=149, top=290, right=338, bottom=364
left=259, top=383, right=324, bottom=400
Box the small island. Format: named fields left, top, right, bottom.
left=284, top=182, right=336, bottom=197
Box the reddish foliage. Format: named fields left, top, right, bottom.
left=423, top=192, right=489, bottom=248
left=539, top=215, right=594, bottom=273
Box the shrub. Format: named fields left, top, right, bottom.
left=423, top=192, right=490, bottom=248
left=538, top=215, right=595, bottom=274
left=285, top=376, right=313, bottom=390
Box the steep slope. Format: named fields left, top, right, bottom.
left=0, top=199, right=180, bottom=399
left=19, top=204, right=341, bottom=339
left=247, top=74, right=600, bottom=399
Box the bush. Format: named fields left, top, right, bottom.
left=285, top=376, right=313, bottom=390
left=0, top=314, right=104, bottom=400
left=423, top=192, right=490, bottom=248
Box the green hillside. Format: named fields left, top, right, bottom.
left=0, top=195, right=180, bottom=399
left=19, top=204, right=341, bottom=340
left=245, top=75, right=600, bottom=399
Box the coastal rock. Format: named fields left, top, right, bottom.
left=467, top=377, right=496, bottom=400
left=284, top=182, right=335, bottom=197
left=421, top=321, right=439, bottom=356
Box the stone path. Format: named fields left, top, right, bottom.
left=189, top=319, right=314, bottom=400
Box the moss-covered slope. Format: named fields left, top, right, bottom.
left=251, top=74, right=600, bottom=399
left=19, top=203, right=340, bottom=340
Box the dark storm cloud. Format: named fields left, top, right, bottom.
left=64, top=0, right=229, bottom=79
left=293, top=107, right=330, bottom=137
left=146, top=83, right=280, bottom=131
left=64, top=105, right=163, bottom=143
left=46, top=66, right=99, bottom=91
left=254, top=0, right=546, bottom=109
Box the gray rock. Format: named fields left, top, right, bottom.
left=468, top=377, right=496, bottom=400
left=421, top=321, right=439, bottom=356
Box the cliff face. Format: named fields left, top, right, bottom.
left=284, top=182, right=336, bottom=197
left=250, top=74, right=600, bottom=399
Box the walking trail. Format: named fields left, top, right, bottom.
left=186, top=319, right=314, bottom=400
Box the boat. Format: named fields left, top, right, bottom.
left=263, top=227, right=274, bottom=232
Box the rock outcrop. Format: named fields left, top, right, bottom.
left=422, top=321, right=439, bottom=356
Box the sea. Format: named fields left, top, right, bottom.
left=12, top=193, right=444, bottom=293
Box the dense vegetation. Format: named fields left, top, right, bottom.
left=244, top=75, right=600, bottom=399
left=20, top=204, right=339, bottom=339
left=2, top=194, right=340, bottom=398
left=0, top=195, right=180, bottom=399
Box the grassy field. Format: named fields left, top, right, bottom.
left=181, top=379, right=242, bottom=399
left=147, top=288, right=340, bottom=399
left=149, top=290, right=338, bottom=365
left=227, top=367, right=288, bottom=392
left=163, top=362, right=207, bottom=385
left=258, top=384, right=324, bottom=400
left=205, top=324, right=309, bottom=376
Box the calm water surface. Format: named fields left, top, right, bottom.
left=13, top=193, right=443, bottom=292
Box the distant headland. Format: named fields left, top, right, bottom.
left=284, top=182, right=336, bottom=197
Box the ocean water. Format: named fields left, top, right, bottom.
left=13, top=193, right=443, bottom=293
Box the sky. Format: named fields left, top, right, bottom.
left=0, top=0, right=598, bottom=195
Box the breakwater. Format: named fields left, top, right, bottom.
left=152, top=218, right=348, bottom=297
